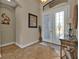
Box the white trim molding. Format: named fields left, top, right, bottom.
left=0, top=42, right=15, bottom=47
left=0, top=40, right=39, bottom=48
left=16, top=40, right=39, bottom=48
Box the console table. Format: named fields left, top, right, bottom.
left=60, top=39, right=78, bottom=59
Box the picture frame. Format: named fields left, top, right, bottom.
left=28, top=13, right=37, bottom=28
left=1, top=13, right=10, bottom=25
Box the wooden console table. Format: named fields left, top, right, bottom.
left=60, top=39, right=78, bottom=59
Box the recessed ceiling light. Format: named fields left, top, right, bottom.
left=41, top=0, right=47, bottom=3
left=7, top=0, right=11, bottom=2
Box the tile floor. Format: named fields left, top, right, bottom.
left=0, top=42, right=65, bottom=59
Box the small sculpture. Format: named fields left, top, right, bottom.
left=69, top=23, right=72, bottom=39
left=39, top=25, right=42, bottom=42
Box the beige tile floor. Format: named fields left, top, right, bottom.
left=0, top=42, right=61, bottom=59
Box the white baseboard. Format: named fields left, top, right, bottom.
left=0, top=40, right=39, bottom=48
left=0, top=42, right=15, bottom=47
left=15, top=43, right=23, bottom=48
left=16, top=40, right=39, bottom=48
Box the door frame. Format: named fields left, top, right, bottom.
left=42, top=2, right=70, bottom=45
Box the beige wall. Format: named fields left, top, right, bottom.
left=15, top=0, right=41, bottom=47
left=0, top=4, right=16, bottom=46
left=69, top=0, right=78, bottom=38
left=69, top=0, right=78, bottom=19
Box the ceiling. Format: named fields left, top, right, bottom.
left=0, top=0, right=17, bottom=7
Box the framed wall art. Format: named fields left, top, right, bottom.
left=28, top=13, right=37, bottom=28
left=1, top=13, right=10, bottom=25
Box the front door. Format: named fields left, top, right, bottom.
left=42, top=4, right=69, bottom=45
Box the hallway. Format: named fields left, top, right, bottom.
left=0, top=0, right=78, bottom=59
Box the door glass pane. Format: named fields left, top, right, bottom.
left=43, top=15, right=50, bottom=39
left=56, top=12, right=60, bottom=36
left=55, top=11, right=64, bottom=39
left=59, top=11, right=64, bottom=39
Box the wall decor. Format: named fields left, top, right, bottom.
left=28, top=13, right=37, bottom=28
left=1, top=13, right=10, bottom=25
left=38, top=25, right=42, bottom=42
